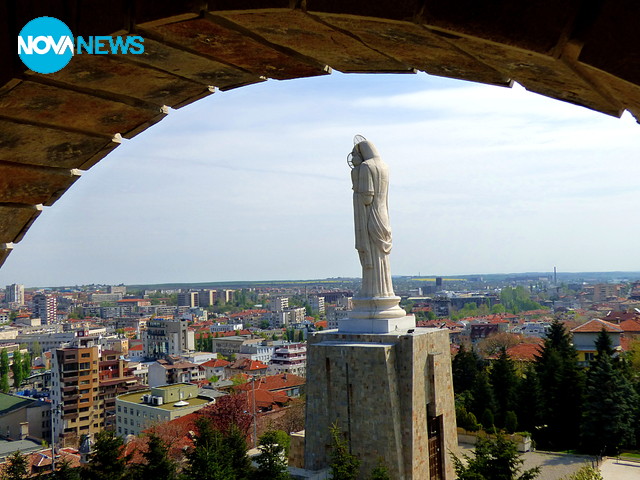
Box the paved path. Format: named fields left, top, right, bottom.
left=600, top=457, right=640, bottom=480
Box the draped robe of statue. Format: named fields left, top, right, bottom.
left=351, top=140, right=395, bottom=298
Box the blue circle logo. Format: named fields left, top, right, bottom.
left=18, top=17, right=74, bottom=74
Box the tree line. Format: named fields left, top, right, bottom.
left=453, top=319, right=640, bottom=455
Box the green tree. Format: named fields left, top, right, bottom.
left=0, top=374, right=9, bottom=394
left=515, top=367, right=542, bottom=434
left=80, top=430, right=130, bottom=480
left=224, top=424, right=253, bottom=480
left=138, top=433, right=177, bottom=480
left=580, top=353, right=639, bottom=455
left=53, top=458, right=81, bottom=480
left=561, top=465, right=603, bottom=480
left=534, top=320, right=583, bottom=450
left=183, top=418, right=235, bottom=480
left=491, top=304, right=507, bottom=314
left=369, top=459, right=391, bottom=480
left=328, top=423, right=360, bottom=480
left=32, top=341, right=42, bottom=358
left=490, top=348, right=519, bottom=428
left=0, top=349, right=8, bottom=376
left=470, top=370, right=496, bottom=422
left=451, top=344, right=482, bottom=395
left=253, top=430, right=290, bottom=480
left=21, top=352, right=31, bottom=380
left=11, top=350, right=23, bottom=388
left=297, top=330, right=305, bottom=343
left=2, top=451, right=30, bottom=480
left=452, top=434, right=540, bottom=480
left=594, top=328, right=614, bottom=359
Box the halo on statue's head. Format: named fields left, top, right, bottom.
left=347, top=134, right=367, bottom=169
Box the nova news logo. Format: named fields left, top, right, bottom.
left=18, top=16, right=144, bottom=74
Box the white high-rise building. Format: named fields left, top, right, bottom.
left=33, top=293, right=57, bottom=324
left=5, top=284, right=24, bottom=305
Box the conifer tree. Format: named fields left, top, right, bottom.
left=470, top=370, right=496, bottom=422
left=253, top=430, right=290, bottom=480
left=138, top=433, right=177, bottom=480
left=80, top=430, right=130, bottom=480
left=534, top=320, right=583, bottom=450
left=183, top=418, right=235, bottom=480
left=451, top=343, right=482, bottom=394
left=515, top=366, right=542, bottom=434
left=490, top=347, right=519, bottom=428
left=0, top=349, right=8, bottom=376
left=328, top=423, right=360, bottom=480
left=452, top=434, right=540, bottom=480
left=580, top=352, right=638, bottom=455
left=2, top=451, right=30, bottom=480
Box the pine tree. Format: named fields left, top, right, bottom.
left=138, top=433, right=177, bottom=480
left=183, top=418, right=235, bottom=480
left=369, top=459, right=391, bottom=480
left=594, top=328, right=614, bottom=359
left=224, top=424, right=253, bottom=480
left=515, top=366, right=542, bottom=434
left=2, top=451, right=30, bottom=480
left=80, top=430, right=130, bottom=480
left=534, top=320, right=583, bottom=450
left=470, top=370, right=496, bottom=421
left=580, top=353, right=639, bottom=455
left=452, top=434, right=540, bottom=480
left=253, top=430, right=290, bottom=480
left=328, top=423, right=360, bottom=480
left=490, top=347, right=519, bottom=428
left=452, top=343, right=482, bottom=394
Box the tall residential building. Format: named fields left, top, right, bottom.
left=272, top=307, right=305, bottom=328
left=309, top=296, right=325, bottom=315
left=177, top=291, right=199, bottom=308
left=143, top=318, right=195, bottom=359
left=33, top=294, right=57, bottom=324
left=198, top=289, right=216, bottom=307
left=5, top=284, right=24, bottom=305
left=269, top=342, right=307, bottom=377
left=270, top=296, right=289, bottom=312
left=218, top=289, right=235, bottom=304
left=51, top=345, right=101, bottom=447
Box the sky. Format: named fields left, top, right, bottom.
left=2, top=71, right=640, bottom=287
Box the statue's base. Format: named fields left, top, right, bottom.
left=339, top=296, right=416, bottom=334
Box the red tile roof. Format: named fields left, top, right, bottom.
left=234, top=373, right=305, bottom=393
left=229, top=358, right=268, bottom=371
left=201, top=359, right=230, bottom=368
left=506, top=342, right=543, bottom=362
left=571, top=318, right=623, bottom=334
left=619, top=318, right=640, bottom=333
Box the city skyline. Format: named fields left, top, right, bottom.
left=1, top=72, right=640, bottom=286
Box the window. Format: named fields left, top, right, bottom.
left=124, top=429, right=128, bottom=435
left=124, top=407, right=128, bottom=414
left=117, top=406, right=121, bottom=412
left=124, top=418, right=128, bottom=425
left=81, top=353, right=90, bottom=358
left=118, top=427, right=121, bottom=433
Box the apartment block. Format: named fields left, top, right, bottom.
left=143, top=318, right=194, bottom=359
left=50, top=345, right=101, bottom=447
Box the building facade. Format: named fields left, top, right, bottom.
left=143, top=318, right=194, bottom=359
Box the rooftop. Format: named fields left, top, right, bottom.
left=117, top=386, right=212, bottom=411
left=571, top=318, right=623, bottom=334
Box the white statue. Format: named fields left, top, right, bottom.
left=349, top=136, right=395, bottom=298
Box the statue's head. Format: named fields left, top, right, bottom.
left=348, top=135, right=379, bottom=168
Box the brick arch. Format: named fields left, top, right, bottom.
left=1, top=1, right=639, bottom=266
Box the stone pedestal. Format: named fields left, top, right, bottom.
left=338, top=296, right=416, bottom=334
left=304, top=328, right=457, bottom=480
